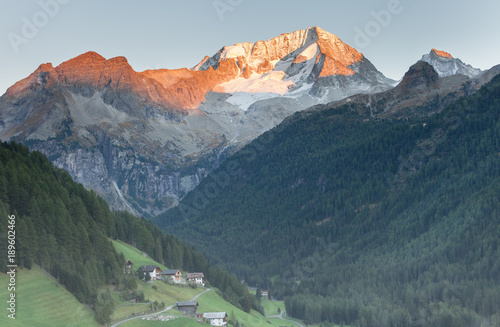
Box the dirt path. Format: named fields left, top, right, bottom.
left=267, top=310, right=305, bottom=327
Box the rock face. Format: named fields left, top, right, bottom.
left=0, top=26, right=395, bottom=217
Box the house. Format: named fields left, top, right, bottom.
left=176, top=301, right=198, bottom=314
left=124, top=260, right=133, bottom=274
left=261, top=290, right=269, bottom=299
left=203, top=312, right=228, bottom=326
left=186, top=272, right=205, bottom=286
left=160, top=269, right=183, bottom=283
left=137, top=265, right=162, bottom=280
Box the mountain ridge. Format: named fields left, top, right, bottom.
left=0, top=26, right=398, bottom=216
left=0, top=27, right=486, bottom=217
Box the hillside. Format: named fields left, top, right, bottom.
left=0, top=239, right=284, bottom=327
left=111, top=239, right=299, bottom=327
left=0, top=142, right=258, bottom=325
left=155, top=71, right=500, bottom=326
left=0, top=266, right=99, bottom=327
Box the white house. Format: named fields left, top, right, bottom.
left=186, top=272, right=205, bottom=286
left=203, top=312, right=228, bottom=326
left=137, top=265, right=162, bottom=280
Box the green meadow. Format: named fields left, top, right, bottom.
left=112, top=239, right=168, bottom=270
left=0, top=241, right=306, bottom=327
left=260, top=298, right=285, bottom=316
left=197, top=289, right=302, bottom=327
left=0, top=266, right=99, bottom=327
left=120, top=317, right=206, bottom=327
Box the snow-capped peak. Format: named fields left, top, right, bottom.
left=191, top=26, right=368, bottom=102
left=421, top=49, right=481, bottom=78
left=193, top=26, right=363, bottom=77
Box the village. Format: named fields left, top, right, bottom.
left=119, top=260, right=258, bottom=327
left=104, top=241, right=290, bottom=327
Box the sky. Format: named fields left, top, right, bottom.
left=1, top=0, right=500, bottom=95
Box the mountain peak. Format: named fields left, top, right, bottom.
left=59, top=51, right=106, bottom=67
left=421, top=49, right=481, bottom=78
left=194, top=26, right=363, bottom=75
left=431, top=48, right=453, bottom=59
left=192, top=26, right=370, bottom=100
left=398, top=61, right=439, bottom=91
left=5, top=62, right=58, bottom=96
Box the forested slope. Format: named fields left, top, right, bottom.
left=0, top=142, right=259, bottom=324
left=155, top=74, right=500, bottom=326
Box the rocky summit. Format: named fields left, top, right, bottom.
left=421, top=48, right=482, bottom=78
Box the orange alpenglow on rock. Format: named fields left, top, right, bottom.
left=194, top=26, right=364, bottom=79
left=432, top=49, right=453, bottom=58
left=6, top=27, right=369, bottom=111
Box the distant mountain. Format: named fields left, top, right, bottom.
left=421, top=48, right=482, bottom=77
left=0, top=26, right=394, bottom=216
left=195, top=26, right=393, bottom=110
left=154, top=66, right=500, bottom=326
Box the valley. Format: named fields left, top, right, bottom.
left=1, top=13, right=499, bottom=327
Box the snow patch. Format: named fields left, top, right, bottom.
left=220, top=71, right=293, bottom=95
left=225, top=92, right=281, bottom=111
left=298, top=43, right=319, bottom=62
left=221, top=44, right=248, bottom=60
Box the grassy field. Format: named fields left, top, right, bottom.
left=112, top=240, right=168, bottom=270
left=196, top=289, right=302, bottom=327
left=140, top=280, right=201, bottom=304
left=110, top=269, right=202, bottom=322
left=120, top=317, right=206, bottom=327
left=0, top=241, right=296, bottom=327
left=111, top=303, right=152, bottom=321
left=110, top=239, right=205, bottom=323
left=261, top=298, right=285, bottom=316
left=0, top=266, right=99, bottom=327
left=110, top=281, right=203, bottom=322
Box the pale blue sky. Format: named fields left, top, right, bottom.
left=1, top=0, right=499, bottom=94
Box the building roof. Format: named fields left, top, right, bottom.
left=137, top=265, right=160, bottom=272
left=203, top=312, right=227, bottom=319
left=186, top=272, right=205, bottom=279
left=161, top=269, right=181, bottom=275
left=176, top=301, right=198, bottom=307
